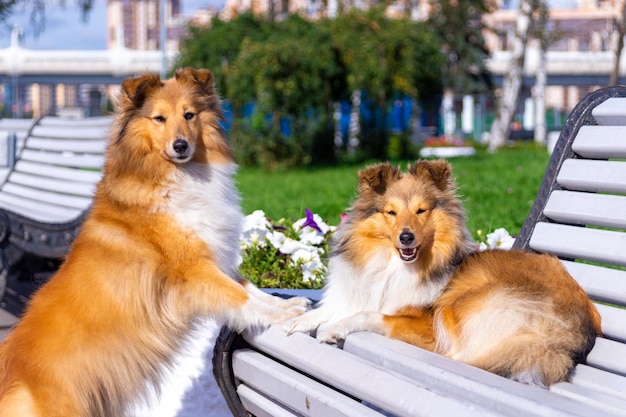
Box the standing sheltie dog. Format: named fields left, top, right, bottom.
left=286, top=160, right=601, bottom=387
left=0, top=68, right=307, bottom=417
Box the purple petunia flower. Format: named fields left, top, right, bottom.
left=301, top=208, right=322, bottom=233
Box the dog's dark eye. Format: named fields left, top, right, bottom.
left=417, top=208, right=427, bottom=215
left=154, top=116, right=165, bottom=123
left=184, top=112, right=195, bottom=120
left=386, top=210, right=396, bottom=216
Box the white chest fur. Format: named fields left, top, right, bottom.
left=320, top=252, right=448, bottom=323
left=163, top=162, right=243, bottom=277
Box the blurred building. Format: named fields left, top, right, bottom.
left=7, top=0, right=626, bottom=121
left=106, top=0, right=188, bottom=52
left=9, top=0, right=194, bottom=118
left=485, top=0, right=624, bottom=116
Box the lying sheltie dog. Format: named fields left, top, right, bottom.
left=0, top=68, right=307, bottom=417
left=286, top=160, right=601, bottom=387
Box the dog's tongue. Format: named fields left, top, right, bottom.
left=399, top=247, right=417, bottom=262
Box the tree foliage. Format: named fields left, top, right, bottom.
left=227, top=15, right=343, bottom=117
left=175, top=12, right=273, bottom=103
left=0, top=0, right=94, bottom=35
left=427, top=0, right=495, bottom=95
left=330, top=7, right=442, bottom=104
left=174, top=10, right=444, bottom=167
left=0, top=0, right=19, bottom=22
left=328, top=7, right=442, bottom=157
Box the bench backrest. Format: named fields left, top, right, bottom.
left=0, top=119, right=36, bottom=143
left=513, top=85, right=626, bottom=403
left=0, top=119, right=36, bottom=169
left=0, top=116, right=112, bottom=223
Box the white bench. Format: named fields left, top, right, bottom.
left=0, top=118, right=36, bottom=172
left=0, top=116, right=112, bottom=316
left=213, top=86, right=626, bottom=417
left=0, top=119, right=36, bottom=142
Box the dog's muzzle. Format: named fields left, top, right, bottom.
left=170, top=138, right=193, bottom=162
left=398, top=231, right=418, bottom=262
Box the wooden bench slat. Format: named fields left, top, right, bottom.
left=0, top=119, right=35, bottom=130
left=26, top=138, right=106, bottom=154
left=0, top=193, right=81, bottom=222
left=562, top=260, right=626, bottom=305
left=572, top=125, right=626, bottom=158
left=2, top=183, right=92, bottom=210
left=233, top=349, right=384, bottom=417
left=549, top=382, right=626, bottom=416
left=591, top=304, right=626, bottom=343
left=15, top=160, right=102, bottom=183
left=343, top=332, right=619, bottom=417
left=591, top=97, right=626, bottom=125
left=543, top=190, right=626, bottom=228
left=567, top=364, right=626, bottom=400
left=237, top=385, right=300, bottom=417
left=529, top=222, right=626, bottom=267
left=29, top=126, right=108, bottom=141
left=244, top=327, right=497, bottom=417
left=36, top=116, right=113, bottom=128
left=20, top=149, right=104, bottom=169
left=586, top=338, right=626, bottom=375
left=557, top=159, right=626, bottom=193
left=10, top=172, right=97, bottom=198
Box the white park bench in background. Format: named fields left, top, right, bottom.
left=0, top=116, right=111, bottom=316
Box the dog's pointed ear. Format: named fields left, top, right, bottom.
left=175, top=67, right=215, bottom=95
left=410, top=160, right=453, bottom=191
left=358, top=163, right=401, bottom=194
left=120, top=73, right=162, bottom=109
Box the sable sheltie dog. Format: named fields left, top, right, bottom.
left=0, top=68, right=307, bottom=417
left=286, top=160, right=601, bottom=387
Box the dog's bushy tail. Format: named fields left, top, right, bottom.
left=467, top=325, right=597, bottom=387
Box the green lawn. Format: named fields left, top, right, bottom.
left=235, top=143, right=551, bottom=240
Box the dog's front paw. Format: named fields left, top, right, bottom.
left=279, top=296, right=313, bottom=311
left=279, top=303, right=309, bottom=322
left=316, top=322, right=350, bottom=344
left=283, top=313, right=321, bottom=335
left=315, top=312, right=384, bottom=344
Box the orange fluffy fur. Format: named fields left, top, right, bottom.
left=0, top=68, right=306, bottom=417
left=286, top=160, right=601, bottom=387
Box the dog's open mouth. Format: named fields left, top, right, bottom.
left=175, top=154, right=191, bottom=162
left=163, top=150, right=192, bottom=164
left=398, top=247, right=417, bottom=262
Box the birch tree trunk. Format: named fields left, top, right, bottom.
left=488, top=0, right=534, bottom=151
left=534, top=3, right=549, bottom=145
left=609, top=0, right=626, bottom=86
left=534, top=44, right=546, bottom=145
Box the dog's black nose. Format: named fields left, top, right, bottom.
left=399, top=231, right=415, bottom=246
left=173, top=138, right=189, bottom=155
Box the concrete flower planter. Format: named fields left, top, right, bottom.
left=419, top=146, right=476, bottom=158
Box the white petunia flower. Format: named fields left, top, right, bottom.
left=298, top=227, right=325, bottom=246
left=277, top=237, right=311, bottom=255
left=484, top=228, right=515, bottom=250
left=240, top=210, right=272, bottom=248
left=266, top=230, right=286, bottom=249
left=291, top=248, right=325, bottom=283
